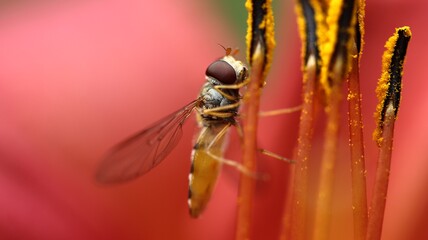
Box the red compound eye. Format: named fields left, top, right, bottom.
left=205, top=60, right=236, bottom=84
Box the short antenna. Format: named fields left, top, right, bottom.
left=218, top=43, right=232, bottom=56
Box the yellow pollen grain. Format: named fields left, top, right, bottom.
left=357, top=0, right=366, bottom=56
left=263, top=0, right=276, bottom=78
left=294, top=1, right=307, bottom=73
left=319, top=0, right=343, bottom=96
left=245, top=0, right=253, bottom=64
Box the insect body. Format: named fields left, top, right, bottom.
left=96, top=53, right=248, bottom=218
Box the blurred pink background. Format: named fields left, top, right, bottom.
left=0, top=0, right=426, bottom=239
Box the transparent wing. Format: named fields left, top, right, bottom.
left=96, top=99, right=201, bottom=184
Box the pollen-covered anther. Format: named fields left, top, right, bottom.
left=373, top=26, right=411, bottom=146
left=245, top=0, right=275, bottom=79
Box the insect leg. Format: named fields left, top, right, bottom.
left=205, top=123, right=265, bottom=179
left=258, top=149, right=295, bottom=163
left=259, top=105, right=303, bottom=117
left=214, top=78, right=251, bottom=100
left=201, top=102, right=240, bottom=118
left=236, top=118, right=295, bottom=164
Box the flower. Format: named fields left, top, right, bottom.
left=0, top=0, right=426, bottom=240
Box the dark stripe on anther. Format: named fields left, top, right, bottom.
left=381, top=28, right=411, bottom=121
left=355, top=19, right=362, bottom=55
left=301, top=0, right=319, bottom=70
left=249, top=0, right=267, bottom=65
left=335, top=0, right=355, bottom=54
left=189, top=162, right=194, bottom=174
left=188, top=187, right=193, bottom=199
left=329, top=0, right=356, bottom=85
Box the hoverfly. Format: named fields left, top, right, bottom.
left=96, top=48, right=248, bottom=218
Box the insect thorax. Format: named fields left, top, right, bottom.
left=197, top=81, right=239, bottom=125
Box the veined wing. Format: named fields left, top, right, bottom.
left=96, top=99, right=201, bottom=184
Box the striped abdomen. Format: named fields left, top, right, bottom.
left=188, top=123, right=229, bottom=218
